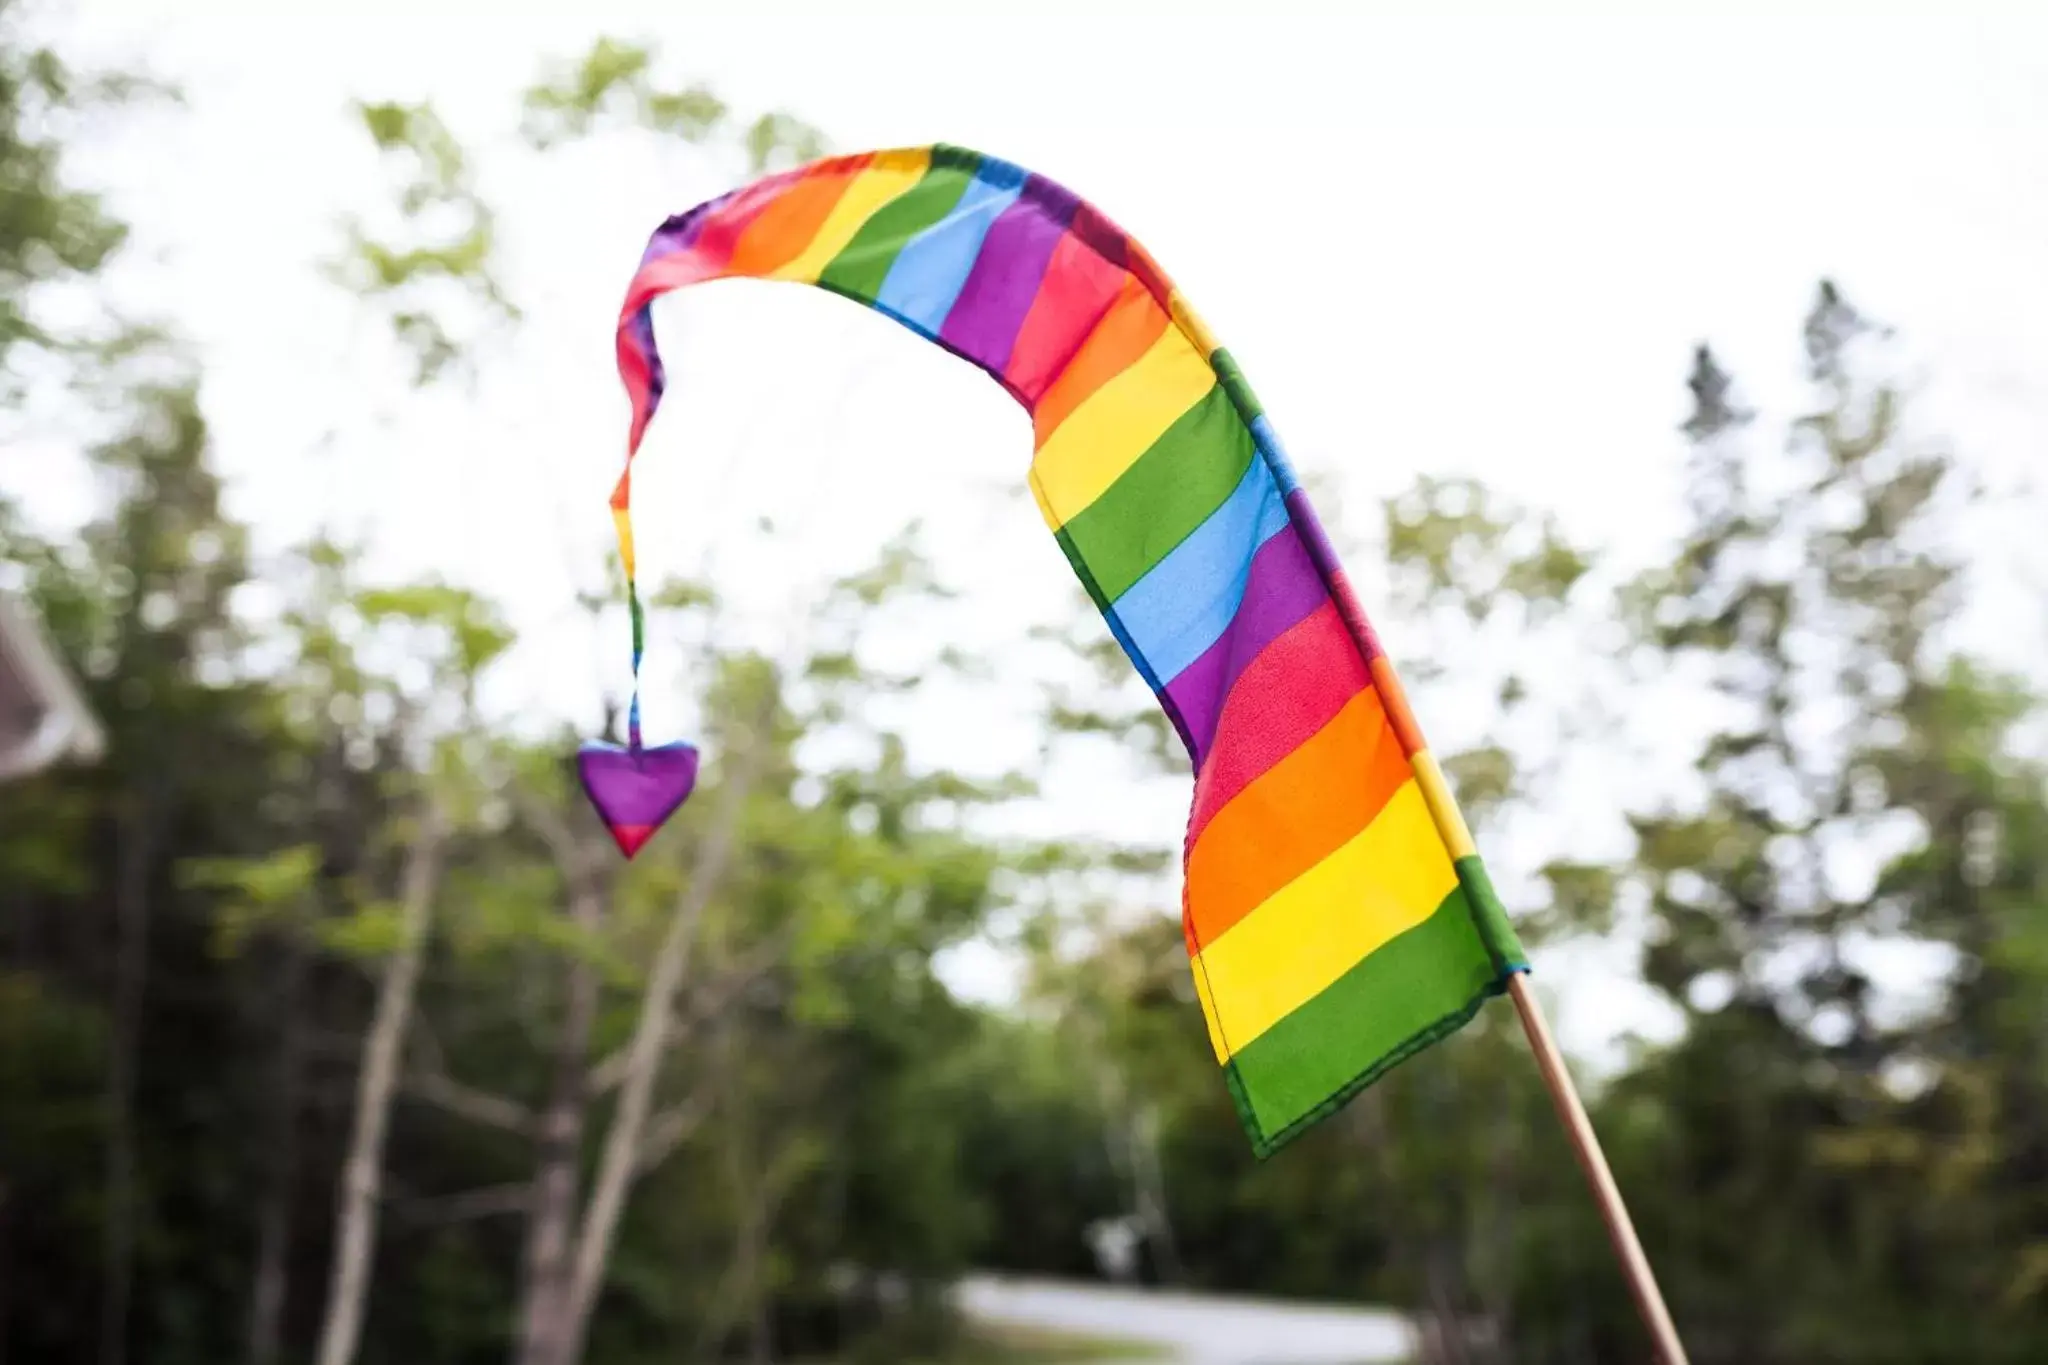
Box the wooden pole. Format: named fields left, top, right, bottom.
left=1507, top=974, right=1690, bottom=1365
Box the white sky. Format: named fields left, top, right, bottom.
left=17, top=0, right=2048, bottom=1065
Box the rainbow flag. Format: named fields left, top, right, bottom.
left=611, top=145, right=1528, bottom=1155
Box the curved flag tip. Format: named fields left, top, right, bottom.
left=576, top=740, right=700, bottom=858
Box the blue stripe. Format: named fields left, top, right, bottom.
left=1249, top=414, right=1301, bottom=496
left=873, top=162, right=1028, bottom=333
left=1099, top=600, right=1165, bottom=695
left=1111, top=457, right=1291, bottom=681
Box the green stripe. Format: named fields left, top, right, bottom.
left=1051, top=524, right=1112, bottom=617
left=815, top=149, right=981, bottom=301
left=1057, top=385, right=1256, bottom=602
left=1219, top=862, right=1523, bottom=1158
left=1210, top=348, right=1263, bottom=427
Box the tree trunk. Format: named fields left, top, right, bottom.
left=746, top=1225, right=774, bottom=1365
left=729, top=1119, right=771, bottom=1365
left=247, top=926, right=312, bottom=1365
left=312, top=803, right=447, bottom=1365
left=510, top=883, right=605, bottom=1365
left=100, top=795, right=154, bottom=1365
left=745, top=1151, right=807, bottom=1365
left=1128, top=1102, right=1182, bottom=1286
left=722, top=1037, right=773, bottom=1365
left=549, top=774, right=751, bottom=1365
left=1421, top=1240, right=1475, bottom=1365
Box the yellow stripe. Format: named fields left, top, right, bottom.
left=1192, top=780, right=1458, bottom=1055
left=1409, top=749, right=1477, bottom=860
left=767, top=149, right=932, bottom=283
left=1189, top=959, right=1229, bottom=1064
left=1024, top=465, right=1061, bottom=536
left=611, top=507, right=636, bottom=579
left=1028, top=327, right=1216, bottom=526
left=1167, top=288, right=1220, bottom=361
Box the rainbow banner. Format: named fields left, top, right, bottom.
left=605, top=145, right=1528, bottom=1155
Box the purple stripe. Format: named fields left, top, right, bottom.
left=638, top=190, right=737, bottom=267
left=624, top=307, right=664, bottom=409
left=1281, top=487, right=1384, bottom=660
left=936, top=175, right=1078, bottom=370
left=1162, top=524, right=1331, bottom=765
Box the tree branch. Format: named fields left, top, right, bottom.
left=387, top=1182, right=532, bottom=1228
left=508, top=775, right=601, bottom=887
left=635, top=1090, right=716, bottom=1176
left=586, top=924, right=794, bottom=1098
left=404, top=1069, right=537, bottom=1137
left=587, top=1046, right=630, bottom=1097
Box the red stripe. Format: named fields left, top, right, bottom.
left=1029, top=274, right=1168, bottom=440
left=1187, top=601, right=1370, bottom=845
left=617, top=325, right=656, bottom=451
left=1003, top=229, right=1129, bottom=406
left=617, top=170, right=805, bottom=321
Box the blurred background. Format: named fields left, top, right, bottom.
left=3, top=2, right=2046, bottom=1363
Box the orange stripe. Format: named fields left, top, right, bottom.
left=1185, top=687, right=1412, bottom=954
left=724, top=155, right=873, bottom=279
left=1369, top=655, right=1426, bottom=756
left=617, top=171, right=805, bottom=320
left=1030, top=273, right=1171, bottom=442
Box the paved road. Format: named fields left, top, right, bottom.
left=957, top=1275, right=1415, bottom=1365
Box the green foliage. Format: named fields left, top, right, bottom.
left=357, top=581, right=516, bottom=683
left=330, top=99, right=518, bottom=384
left=518, top=37, right=825, bottom=173
left=520, top=38, right=728, bottom=149
left=0, top=0, right=148, bottom=386
left=1384, top=474, right=1590, bottom=626
left=180, top=842, right=322, bottom=956
left=317, top=899, right=409, bottom=960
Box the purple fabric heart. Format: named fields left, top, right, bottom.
left=576, top=741, right=700, bottom=858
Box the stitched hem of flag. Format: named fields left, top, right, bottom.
left=1455, top=853, right=1529, bottom=979
left=1223, top=965, right=1529, bottom=1162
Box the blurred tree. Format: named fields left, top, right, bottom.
left=311, top=585, right=506, bottom=1365
left=1499, top=283, right=2048, bottom=1364
left=0, top=0, right=156, bottom=389
left=327, top=100, right=518, bottom=387
left=2, top=367, right=289, bottom=1365
left=307, top=46, right=856, bottom=1365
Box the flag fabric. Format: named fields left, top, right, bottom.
left=607, top=144, right=1529, bottom=1155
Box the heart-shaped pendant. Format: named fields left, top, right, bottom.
left=576, top=740, right=700, bottom=858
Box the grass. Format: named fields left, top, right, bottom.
left=800, top=1319, right=1175, bottom=1364
left=950, top=1320, right=1175, bottom=1362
